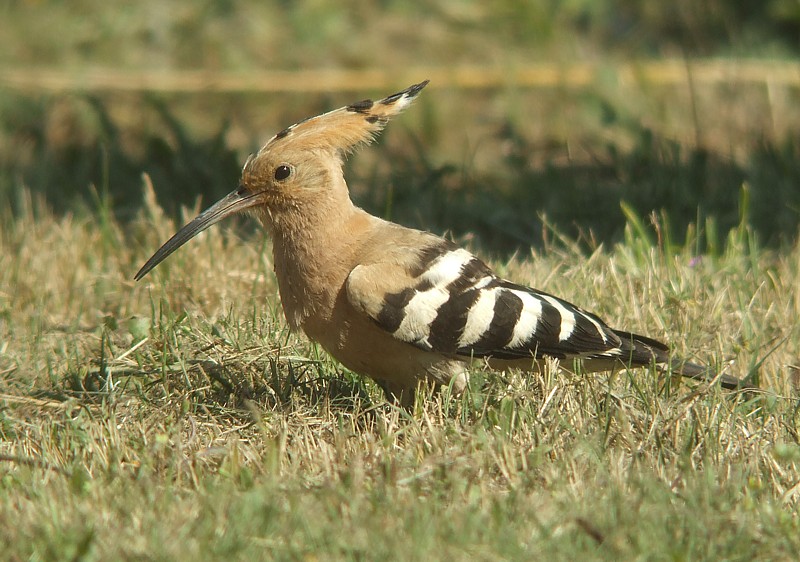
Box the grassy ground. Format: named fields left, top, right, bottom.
left=2, top=2, right=800, bottom=560
left=1, top=177, right=799, bottom=560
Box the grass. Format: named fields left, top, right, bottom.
left=1, top=176, right=799, bottom=560
left=3, top=86, right=800, bottom=257
left=2, top=2, right=800, bottom=559
left=1, top=1, right=797, bottom=71
left=3, top=4, right=800, bottom=251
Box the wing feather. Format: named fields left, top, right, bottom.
left=347, top=245, right=625, bottom=363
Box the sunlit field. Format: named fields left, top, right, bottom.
left=2, top=2, right=800, bottom=559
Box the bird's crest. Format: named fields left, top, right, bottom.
left=254, top=80, right=429, bottom=159
left=135, top=81, right=430, bottom=281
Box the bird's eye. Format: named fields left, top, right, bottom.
left=274, top=164, right=293, bottom=181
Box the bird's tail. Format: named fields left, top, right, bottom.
left=612, top=330, right=751, bottom=390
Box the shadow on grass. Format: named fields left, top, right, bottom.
left=0, top=94, right=242, bottom=222
left=2, top=94, right=798, bottom=257
left=360, top=121, right=800, bottom=256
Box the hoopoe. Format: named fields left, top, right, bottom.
left=136, top=81, right=746, bottom=405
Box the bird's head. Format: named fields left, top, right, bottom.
left=135, top=80, right=429, bottom=281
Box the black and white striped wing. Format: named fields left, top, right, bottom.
left=347, top=245, right=628, bottom=362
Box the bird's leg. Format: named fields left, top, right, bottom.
left=374, top=379, right=418, bottom=409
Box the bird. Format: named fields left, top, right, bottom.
left=135, top=80, right=746, bottom=406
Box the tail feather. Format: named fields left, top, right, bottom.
left=668, top=359, right=754, bottom=391
left=612, top=330, right=751, bottom=390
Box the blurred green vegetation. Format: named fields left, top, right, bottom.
left=1, top=0, right=798, bottom=68
left=0, top=94, right=242, bottom=220
left=2, top=87, right=798, bottom=255
left=362, top=128, right=800, bottom=252
left=1, top=0, right=799, bottom=253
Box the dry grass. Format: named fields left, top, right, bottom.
left=3, top=60, right=799, bottom=94
left=2, top=3, right=799, bottom=559
left=1, top=178, right=799, bottom=560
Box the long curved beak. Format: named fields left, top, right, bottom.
left=134, top=188, right=261, bottom=281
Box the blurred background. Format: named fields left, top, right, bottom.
left=1, top=0, right=799, bottom=255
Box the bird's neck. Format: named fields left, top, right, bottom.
left=266, top=199, right=375, bottom=330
